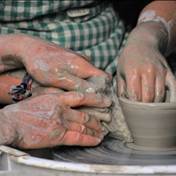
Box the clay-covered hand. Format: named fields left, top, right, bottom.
left=0, top=34, right=110, bottom=93
left=117, top=23, right=176, bottom=102
left=0, top=92, right=111, bottom=149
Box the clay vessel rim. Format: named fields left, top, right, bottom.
left=119, top=97, right=176, bottom=109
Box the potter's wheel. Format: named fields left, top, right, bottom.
left=53, top=136, right=176, bottom=165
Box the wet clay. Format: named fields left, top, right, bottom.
left=119, top=97, right=176, bottom=151
left=85, top=76, right=132, bottom=142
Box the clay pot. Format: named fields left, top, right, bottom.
left=119, top=98, right=176, bottom=151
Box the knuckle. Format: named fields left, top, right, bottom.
left=75, top=92, right=85, bottom=103
left=126, top=68, right=138, bottom=77
left=145, top=64, right=155, bottom=74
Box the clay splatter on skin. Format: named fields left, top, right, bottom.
left=34, top=59, right=49, bottom=71
left=67, top=62, right=79, bottom=71
left=118, top=36, right=170, bottom=102
left=138, top=10, right=170, bottom=33
left=85, top=87, right=95, bottom=93
left=138, top=10, right=176, bottom=53
left=49, top=129, right=63, bottom=138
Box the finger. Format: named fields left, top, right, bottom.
left=141, top=72, right=155, bottom=102
left=63, top=109, right=88, bottom=123
left=63, top=50, right=109, bottom=78
left=155, top=71, right=166, bottom=102
left=87, top=75, right=112, bottom=92
left=32, top=87, right=64, bottom=97
left=166, top=70, right=176, bottom=102
left=59, top=92, right=112, bottom=108
left=78, top=107, right=111, bottom=122
left=48, top=71, right=99, bottom=93
left=61, top=131, right=102, bottom=146
left=79, top=107, right=109, bottom=113
left=63, top=121, right=101, bottom=137
left=63, top=109, right=102, bottom=131
left=116, top=73, right=126, bottom=97
left=84, top=115, right=102, bottom=132
left=126, top=69, right=142, bottom=101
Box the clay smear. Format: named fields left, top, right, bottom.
left=34, top=59, right=49, bottom=71
left=138, top=10, right=173, bottom=53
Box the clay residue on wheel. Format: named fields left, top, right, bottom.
left=53, top=136, right=176, bottom=165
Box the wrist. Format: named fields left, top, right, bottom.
left=127, top=22, right=168, bottom=55
left=0, top=34, right=41, bottom=62
left=0, top=109, right=17, bottom=145
left=12, top=34, right=50, bottom=64
left=0, top=34, right=24, bottom=59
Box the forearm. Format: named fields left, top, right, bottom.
left=0, top=74, right=21, bottom=104
left=136, top=0, right=176, bottom=55
left=0, top=34, right=37, bottom=72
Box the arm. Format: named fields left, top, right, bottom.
left=0, top=34, right=109, bottom=93
left=0, top=34, right=25, bottom=72
left=137, top=0, right=176, bottom=55
left=0, top=75, right=21, bottom=104
left=117, top=1, right=176, bottom=102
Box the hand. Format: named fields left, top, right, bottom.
left=117, top=29, right=176, bottom=102
left=0, top=68, right=111, bottom=104
left=0, top=34, right=110, bottom=92
left=1, top=92, right=111, bottom=149
left=16, top=35, right=110, bottom=92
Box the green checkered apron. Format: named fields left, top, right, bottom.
left=0, top=0, right=131, bottom=141
left=0, top=0, right=127, bottom=76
